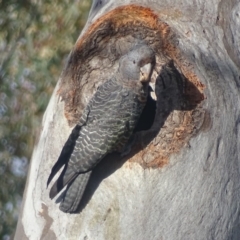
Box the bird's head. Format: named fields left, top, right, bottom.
left=118, top=44, right=156, bottom=85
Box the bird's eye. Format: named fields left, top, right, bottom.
left=133, top=60, right=136, bottom=64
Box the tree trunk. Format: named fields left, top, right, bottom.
left=15, top=0, right=240, bottom=239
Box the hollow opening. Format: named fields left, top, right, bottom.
left=135, top=86, right=156, bottom=132
left=129, top=60, right=206, bottom=169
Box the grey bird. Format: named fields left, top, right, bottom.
left=47, top=44, right=156, bottom=213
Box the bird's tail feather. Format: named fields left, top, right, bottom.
left=49, top=165, right=78, bottom=199
left=60, top=171, right=92, bottom=213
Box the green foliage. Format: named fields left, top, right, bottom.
left=0, top=0, right=91, bottom=238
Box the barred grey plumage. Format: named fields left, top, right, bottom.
left=47, top=44, right=156, bottom=213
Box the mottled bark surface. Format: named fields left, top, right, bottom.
left=15, top=0, right=240, bottom=239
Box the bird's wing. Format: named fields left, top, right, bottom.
left=48, top=79, right=124, bottom=196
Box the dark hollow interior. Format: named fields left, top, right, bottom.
left=134, top=86, right=156, bottom=132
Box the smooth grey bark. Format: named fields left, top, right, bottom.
left=15, top=0, right=240, bottom=239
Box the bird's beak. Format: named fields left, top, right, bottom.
left=140, top=63, right=152, bottom=83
